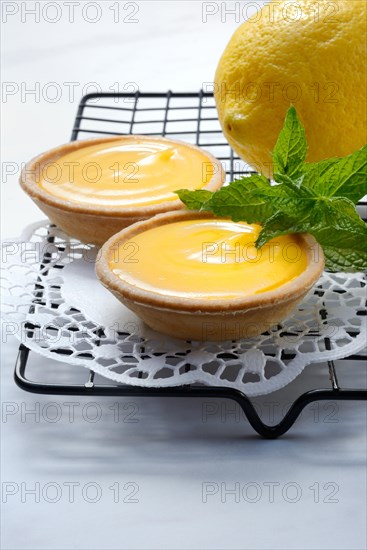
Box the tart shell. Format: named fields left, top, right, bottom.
left=96, top=211, right=325, bottom=341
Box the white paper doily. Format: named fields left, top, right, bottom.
left=1, top=221, right=366, bottom=396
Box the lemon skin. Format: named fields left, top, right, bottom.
left=215, top=0, right=367, bottom=176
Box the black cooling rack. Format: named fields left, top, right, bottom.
left=14, top=91, right=367, bottom=438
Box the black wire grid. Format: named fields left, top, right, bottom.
left=15, top=91, right=367, bottom=438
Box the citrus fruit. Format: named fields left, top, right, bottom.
left=215, top=0, right=367, bottom=176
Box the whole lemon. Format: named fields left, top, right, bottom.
left=215, top=0, right=367, bottom=176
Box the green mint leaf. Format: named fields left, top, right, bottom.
left=301, top=158, right=340, bottom=188
left=208, top=174, right=275, bottom=223
left=310, top=144, right=367, bottom=204
left=255, top=211, right=309, bottom=248
left=272, top=106, right=307, bottom=178
left=274, top=172, right=304, bottom=189
left=175, top=189, right=213, bottom=210
left=309, top=197, right=362, bottom=227
left=251, top=177, right=315, bottom=217
left=256, top=197, right=367, bottom=271
left=308, top=198, right=367, bottom=272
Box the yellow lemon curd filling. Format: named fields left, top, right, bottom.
left=39, top=138, right=215, bottom=207
left=110, top=219, right=308, bottom=300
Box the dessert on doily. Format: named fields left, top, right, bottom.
left=18, top=106, right=366, bottom=344
left=97, top=211, right=323, bottom=341
left=1, top=221, right=365, bottom=395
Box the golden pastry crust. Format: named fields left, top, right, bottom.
left=96, top=211, right=325, bottom=341
left=20, top=136, right=225, bottom=246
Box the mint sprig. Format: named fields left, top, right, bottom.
left=175, top=106, right=367, bottom=272
left=273, top=105, right=307, bottom=178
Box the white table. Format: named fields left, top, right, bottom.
left=2, top=2, right=366, bottom=549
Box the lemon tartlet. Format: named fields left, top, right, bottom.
left=20, top=136, right=225, bottom=246
left=96, top=211, right=324, bottom=341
